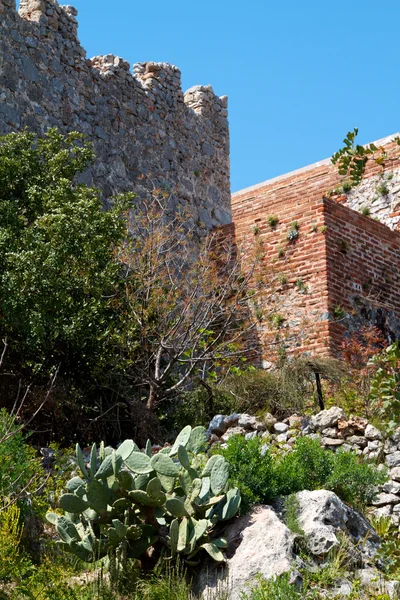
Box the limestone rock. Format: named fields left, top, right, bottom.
left=208, top=415, right=229, bottom=436
left=274, top=422, right=289, bottom=433
left=197, top=505, right=295, bottom=600
left=365, top=424, right=383, bottom=440
left=238, top=414, right=266, bottom=431
left=372, top=493, right=400, bottom=506
left=390, top=466, right=400, bottom=481
left=383, top=480, right=400, bottom=495
left=259, top=412, right=277, bottom=431
left=386, top=452, right=400, bottom=468
left=311, top=406, right=345, bottom=431
left=296, top=490, right=379, bottom=557
left=321, top=437, right=344, bottom=448
left=221, top=426, right=246, bottom=442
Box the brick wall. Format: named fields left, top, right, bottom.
left=231, top=134, right=400, bottom=360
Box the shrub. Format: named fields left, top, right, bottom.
left=214, top=436, right=276, bottom=514
left=216, top=436, right=385, bottom=514
left=327, top=449, right=386, bottom=509
left=275, top=437, right=333, bottom=495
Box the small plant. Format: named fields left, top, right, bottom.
left=240, top=572, right=301, bottom=599
left=320, top=225, right=327, bottom=233
left=268, top=215, right=279, bottom=228
left=270, top=313, right=286, bottom=328
left=287, top=222, right=299, bottom=242
left=284, top=494, right=304, bottom=537
left=277, top=273, right=288, bottom=285
left=376, top=182, right=389, bottom=196
left=333, top=305, right=346, bottom=320
left=337, top=239, right=350, bottom=253
left=360, top=206, right=371, bottom=217
left=295, top=279, right=308, bottom=293
left=253, top=225, right=260, bottom=235
left=278, top=246, right=285, bottom=258
left=311, top=223, right=318, bottom=232
left=341, top=180, right=352, bottom=192
left=331, top=128, right=384, bottom=187
left=193, top=169, right=201, bottom=177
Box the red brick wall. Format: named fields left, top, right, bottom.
left=230, top=135, right=400, bottom=360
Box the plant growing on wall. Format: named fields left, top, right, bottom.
left=331, top=128, right=386, bottom=187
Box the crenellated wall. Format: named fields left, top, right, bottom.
left=0, top=0, right=231, bottom=228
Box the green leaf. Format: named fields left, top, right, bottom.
left=201, top=542, right=225, bottom=562
left=125, top=451, right=154, bottom=474
left=187, top=426, right=207, bottom=454
left=59, top=493, right=88, bottom=514
left=76, top=444, right=88, bottom=478
left=150, top=453, right=180, bottom=477
left=166, top=498, right=190, bottom=518
left=170, top=426, right=192, bottom=456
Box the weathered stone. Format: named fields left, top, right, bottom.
left=386, top=452, right=400, bottom=468
left=259, top=412, right=277, bottom=431
left=274, top=422, right=289, bottom=434
left=197, top=506, right=295, bottom=600
left=321, top=427, right=338, bottom=438
left=367, top=439, right=383, bottom=451
left=296, top=490, right=379, bottom=558
left=288, top=414, right=303, bottom=429
left=372, top=493, right=400, bottom=506
left=347, top=435, right=367, bottom=448
left=390, top=467, right=400, bottom=481
left=221, top=426, right=246, bottom=442
left=245, top=431, right=258, bottom=441
left=238, top=414, right=265, bottom=430
left=275, top=433, right=288, bottom=443
left=321, top=437, right=344, bottom=447
left=383, top=480, right=400, bottom=495
left=356, top=568, right=400, bottom=599
left=365, top=424, right=383, bottom=440
left=224, top=413, right=240, bottom=428
left=208, top=415, right=229, bottom=436
left=311, top=407, right=346, bottom=431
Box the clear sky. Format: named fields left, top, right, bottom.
left=68, top=0, right=400, bottom=193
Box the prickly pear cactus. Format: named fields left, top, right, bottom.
left=46, top=425, right=240, bottom=566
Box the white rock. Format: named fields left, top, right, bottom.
left=372, top=493, right=400, bottom=506
left=296, top=490, right=379, bottom=557
left=321, top=427, right=338, bottom=438
left=311, top=407, right=345, bottom=431
left=390, top=467, right=400, bottom=481
left=274, top=422, right=289, bottom=433
left=276, top=433, right=288, bottom=443
left=365, top=424, right=383, bottom=440
left=197, top=506, right=295, bottom=600
left=386, top=452, right=400, bottom=468
left=383, top=480, right=400, bottom=495
left=221, top=426, right=246, bottom=442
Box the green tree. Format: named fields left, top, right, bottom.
left=0, top=129, right=129, bottom=377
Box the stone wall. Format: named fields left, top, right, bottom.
left=230, top=135, right=400, bottom=359
left=207, top=407, right=400, bottom=526
left=0, top=0, right=231, bottom=229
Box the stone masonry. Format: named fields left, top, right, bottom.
left=0, top=0, right=231, bottom=229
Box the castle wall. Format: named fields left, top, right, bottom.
left=0, top=0, right=231, bottom=228
left=231, top=136, right=400, bottom=360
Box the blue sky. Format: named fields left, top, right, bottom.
left=70, top=0, right=400, bottom=192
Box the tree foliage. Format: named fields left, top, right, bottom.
left=0, top=129, right=129, bottom=377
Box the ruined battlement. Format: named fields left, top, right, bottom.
left=0, top=0, right=231, bottom=227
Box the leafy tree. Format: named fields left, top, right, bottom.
left=0, top=129, right=129, bottom=377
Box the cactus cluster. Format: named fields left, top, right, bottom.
left=46, top=425, right=240, bottom=566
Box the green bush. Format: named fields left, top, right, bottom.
left=274, top=437, right=333, bottom=496
left=0, top=409, right=39, bottom=501
left=216, top=436, right=386, bottom=512
left=213, top=436, right=276, bottom=514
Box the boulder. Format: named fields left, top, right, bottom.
left=311, top=406, right=345, bottom=431
left=321, top=437, right=344, bottom=448
left=238, top=414, right=266, bottom=431
left=372, top=493, right=400, bottom=506
left=259, top=412, right=277, bottom=431
left=383, top=480, right=400, bottom=495
left=296, top=490, right=379, bottom=558
left=197, top=505, right=295, bottom=600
